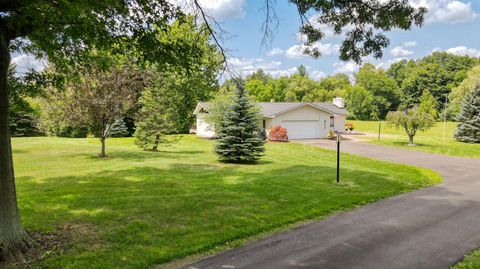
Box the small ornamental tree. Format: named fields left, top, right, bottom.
left=386, top=108, right=435, bottom=146
left=454, top=85, right=480, bottom=143
left=62, top=64, right=148, bottom=157
left=214, top=84, right=265, bottom=163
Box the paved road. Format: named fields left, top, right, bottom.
left=184, top=140, right=480, bottom=269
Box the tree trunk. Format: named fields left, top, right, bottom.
left=408, top=134, right=415, bottom=146
left=152, top=134, right=160, bottom=151
left=100, top=136, right=106, bottom=157
left=0, top=29, right=32, bottom=263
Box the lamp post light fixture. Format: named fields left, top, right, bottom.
left=336, top=131, right=341, bottom=183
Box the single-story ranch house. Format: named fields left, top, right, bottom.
left=193, top=98, right=348, bottom=140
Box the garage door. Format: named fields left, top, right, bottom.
left=281, top=120, right=320, bottom=139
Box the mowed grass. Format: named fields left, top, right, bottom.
left=453, top=249, right=480, bottom=269
left=12, top=136, right=441, bottom=269
left=349, top=120, right=480, bottom=158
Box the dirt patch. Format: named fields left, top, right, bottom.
left=1, top=223, right=101, bottom=269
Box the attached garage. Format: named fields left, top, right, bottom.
left=280, top=120, right=320, bottom=139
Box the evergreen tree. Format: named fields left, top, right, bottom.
left=135, top=85, right=177, bottom=151
left=109, top=119, right=129, bottom=137
left=214, top=83, right=265, bottom=163
left=454, top=85, right=480, bottom=143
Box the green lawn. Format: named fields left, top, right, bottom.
left=453, top=250, right=480, bottom=269
left=349, top=120, right=480, bottom=158
left=13, top=136, right=441, bottom=269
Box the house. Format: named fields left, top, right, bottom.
left=193, top=98, right=348, bottom=140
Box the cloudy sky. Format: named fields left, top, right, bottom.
left=200, top=0, right=480, bottom=80
left=13, top=0, right=480, bottom=79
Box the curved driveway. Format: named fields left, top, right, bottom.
left=184, top=140, right=480, bottom=269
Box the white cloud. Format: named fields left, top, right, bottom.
left=267, top=48, right=284, bottom=56
left=403, top=41, right=417, bottom=48
left=228, top=57, right=284, bottom=77
left=410, top=0, right=478, bottom=24
left=173, top=0, right=246, bottom=21
left=333, top=61, right=361, bottom=74
left=11, top=54, right=47, bottom=75
left=376, top=57, right=406, bottom=69
left=269, top=67, right=298, bottom=78
left=390, top=46, right=414, bottom=57
left=285, top=42, right=339, bottom=59
left=227, top=57, right=326, bottom=79
left=446, top=46, right=480, bottom=57
left=310, top=70, right=327, bottom=80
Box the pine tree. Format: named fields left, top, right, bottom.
left=214, top=83, right=265, bottom=163
left=109, top=119, right=129, bottom=137
left=454, top=84, right=480, bottom=143
left=135, top=85, right=177, bottom=151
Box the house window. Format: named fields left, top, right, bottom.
left=262, top=120, right=266, bottom=129
left=330, top=116, right=335, bottom=127
left=324, top=120, right=327, bottom=129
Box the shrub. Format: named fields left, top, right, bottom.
left=327, top=129, right=337, bottom=140
left=345, top=122, right=354, bottom=131
left=268, top=125, right=288, bottom=142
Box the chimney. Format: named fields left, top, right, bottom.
left=333, top=97, right=344, bottom=108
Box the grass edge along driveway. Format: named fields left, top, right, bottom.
left=12, top=136, right=441, bottom=269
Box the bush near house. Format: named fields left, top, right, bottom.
left=268, top=125, right=288, bottom=142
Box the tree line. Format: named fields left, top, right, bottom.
left=225, top=52, right=479, bottom=121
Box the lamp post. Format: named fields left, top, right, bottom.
left=336, top=131, right=341, bottom=183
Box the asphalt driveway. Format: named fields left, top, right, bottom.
left=184, top=139, right=480, bottom=269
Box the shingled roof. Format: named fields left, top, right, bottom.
left=194, top=102, right=348, bottom=117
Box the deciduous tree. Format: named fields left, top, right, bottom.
left=386, top=108, right=435, bottom=146
left=356, top=63, right=400, bottom=119
left=56, top=64, right=148, bottom=157
left=418, top=90, right=438, bottom=119
left=448, top=65, right=480, bottom=119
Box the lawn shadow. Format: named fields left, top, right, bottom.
left=17, top=162, right=446, bottom=268
left=62, top=149, right=206, bottom=161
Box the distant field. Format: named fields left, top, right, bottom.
left=348, top=121, right=480, bottom=158
left=12, top=136, right=440, bottom=269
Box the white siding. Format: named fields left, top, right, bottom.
left=268, top=105, right=332, bottom=139
left=195, top=113, right=215, bottom=137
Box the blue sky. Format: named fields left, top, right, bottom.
left=13, top=0, right=480, bottom=79
left=198, top=0, right=480, bottom=79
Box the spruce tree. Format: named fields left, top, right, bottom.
left=454, top=84, right=480, bottom=143
left=214, top=83, right=265, bottom=163
left=109, top=119, right=129, bottom=137
left=135, top=85, right=177, bottom=151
